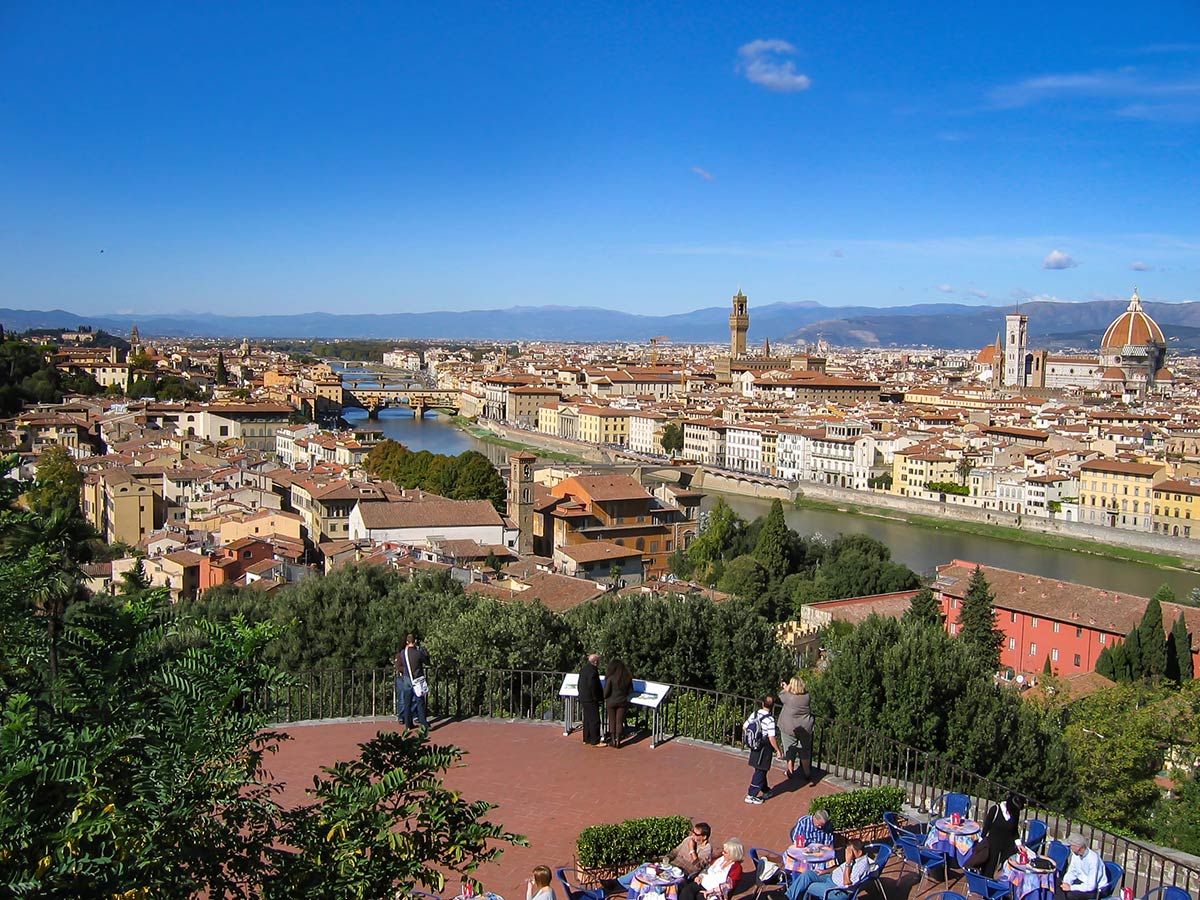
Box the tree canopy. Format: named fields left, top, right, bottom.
left=365, top=441, right=506, bottom=512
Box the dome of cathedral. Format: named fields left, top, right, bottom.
left=1101, top=289, right=1165, bottom=349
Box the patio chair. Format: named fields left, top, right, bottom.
left=750, top=847, right=789, bottom=900
left=1046, top=841, right=1070, bottom=875
left=934, top=792, right=972, bottom=819
left=864, top=843, right=893, bottom=900
left=411, top=893, right=444, bottom=900
left=883, top=811, right=927, bottom=849
left=1023, top=891, right=1054, bottom=900
left=555, top=868, right=605, bottom=900
left=964, top=869, right=1014, bottom=900
left=897, top=833, right=950, bottom=894
left=926, top=893, right=969, bottom=900
left=1022, top=820, right=1048, bottom=854
left=805, top=863, right=878, bottom=900
left=1142, top=887, right=1192, bottom=900
left=1096, top=862, right=1124, bottom=900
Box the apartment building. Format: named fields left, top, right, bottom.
left=1077, top=458, right=1167, bottom=531
left=1152, top=478, right=1200, bottom=538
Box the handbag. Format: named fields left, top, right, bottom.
left=403, top=648, right=429, bottom=697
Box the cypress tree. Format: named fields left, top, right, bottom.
left=1137, top=590, right=1168, bottom=678
left=1043, top=654, right=1053, bottom=675
left=1096, top=645, right=1117, bottom=681
left=1171, top=614, right=1194, bottom=682
left=903, top=586, right=944, bottom=627
left=215, top=351, right=228, bottom=385
left=958, top=566, right=1004, bottom=673
left=751, top=498, right=791, bottom=581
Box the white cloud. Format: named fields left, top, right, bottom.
left=937, top=283, right=955, bottom=293
left=690, top=166, right=714, bottom=182
left=1130, top=260, right=1152, bottom=271
left=737, top=39, right=812, bottom=93
left=1043, top=249, right=1079, bottom=270
left=988, top=67, right=1200, bottom=121
left=968, top=288, right=989, bottom=299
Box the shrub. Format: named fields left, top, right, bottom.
left=576, top=815, right=692, bottom=870
left=814, top=786, right=906, bottom=831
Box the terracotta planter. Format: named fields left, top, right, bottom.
left=834, top=822, right=890, bottom=844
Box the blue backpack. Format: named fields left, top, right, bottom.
left=743, top=711, right=766, bottom=751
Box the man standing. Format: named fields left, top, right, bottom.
left=1059, top=834, right=1104, bottom=900
left=745, top=694, right=783, bottom=804
left=396, top=633, right=431, bottom=731
left=786, top=839, right=869, bottom=900
left=578, top=652, right=603, bottom=746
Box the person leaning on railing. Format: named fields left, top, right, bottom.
left=676, top=838, right=744, bottom=900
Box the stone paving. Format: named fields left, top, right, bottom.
left=264, top=717, right=890, bottom=900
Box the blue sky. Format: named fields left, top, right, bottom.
left=1, top=1, right=1197, bottom=317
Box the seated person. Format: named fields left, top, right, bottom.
left=1060, top=834, right=1104, bottom=900
left=785, top=839, right=870, bottom=900
left=790, top=809, right=834, bottom=846
left=526, top=865, right=555, bottom=900
left=617, top=823, right=714, bottom=888
left=676, top=839, right=744, bottom=900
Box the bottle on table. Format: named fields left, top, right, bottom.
left=795, top=835, right=806, bottom=848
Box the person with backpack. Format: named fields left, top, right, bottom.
left=744, top=694, right=782, bottom=804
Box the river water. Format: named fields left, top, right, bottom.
left=338, top=368, right=1200, bottom=598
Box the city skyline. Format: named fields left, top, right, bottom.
left=1, top=1, right=1197, bottom=316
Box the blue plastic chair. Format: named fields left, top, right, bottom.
left=869, top=843, right=893, bottom=874
left=926, top=892, right=970, bottom=900
left=750, top=848, right=789, bottom=900
left=1024, top=890, right=1054, bottom=900
left=807, top=863, right=878, bottom=900
left=964, top=869, right=1015, bottom=900
left=412, top=893, right=443, bottom=900
left=555, top=868, right=603, bottom=900
left=1097, top=862, right=1125, bottom=900
left=1046, top=841, right=1070, bottom=875
left=935, top=792, right=972, bottom=819
left=1142, top=888, right=1192, bottom=900
left=1023, top=820, right=1048, bottom=854
left=883, top=810, right=927, bottom=847
left=897, top=833, right=950, bottom=893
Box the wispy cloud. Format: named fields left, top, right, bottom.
left=737, top=39, right=812, bottom=93
left=937, top=283, right=955, bottom=293
left=988, top=67, right=1200, bottom=121
left=1130, top=261, right=1152, bottom=271
left=1043, top=249, right=1079, bottom=270
left=831, top=249, right=844, bottom=258
left=690, top=166, right=714, bottom=182
left=968, top=288, right=989, bottom=299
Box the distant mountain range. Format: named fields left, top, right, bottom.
left=3, top=299, right=1200, bottom=351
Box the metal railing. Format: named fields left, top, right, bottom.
left=268, top=668, right=1200, bottom=897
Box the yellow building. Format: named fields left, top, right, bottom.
left=890, top=445, right=959, bottom=496
left=83, top=469, right=158, bottom=545
left=1152, top=478, right=1200, bottom=538
left=1078, top=458, right=1166, bottom=531
left=762, top=429, right=778, bottom=478
left=577, top=406, right=629, bottom=446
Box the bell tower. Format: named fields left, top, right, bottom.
left=508, top=451, right=536, bottom=556
left=730, top=289, right=749, bottom=358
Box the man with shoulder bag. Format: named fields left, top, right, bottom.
left=396, top=633, right=431, bottom=731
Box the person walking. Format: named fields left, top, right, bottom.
left=603, top=658, right=633, bottom=748
left=779, top=676, right=817, bottom=784
left=744, top=694, right=782, bottom=804
left=396, top=633, right=431, bottom=731
left=578, top=652, right=604, bottom=746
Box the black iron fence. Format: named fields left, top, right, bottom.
left=269, top=668, right=1200, bottom=897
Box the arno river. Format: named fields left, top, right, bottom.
left=342, top=404, right=1200, bottom=599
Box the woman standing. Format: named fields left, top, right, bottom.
left=604, top=659, right=634, bottom=748
left=778, top=676, right=816, bottom=784
left=980, top=794, right=1023, bottom=877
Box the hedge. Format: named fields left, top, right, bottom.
left=813, top=786, right=906, bottom=831
left=576, top=815, right=692, bottom=870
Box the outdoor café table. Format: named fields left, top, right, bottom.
left=1001, top=854, right=1058, bottom=898
left=451, top=894, right=504, bottom=900
left=925, top=817, right=983, bottom=866
left=627, top=863, right=686, bottom=900
left=784, top=844, right=837, bottom=875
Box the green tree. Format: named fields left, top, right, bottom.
left=26, top=443, right=84, bottom=512
left=215, top=350, right=228, bottom=385
left=1156, top=774, right=1200, bottom=855
left=1169, top=613, right=1195, bottom=683
left=1137, top=588, right=1170, bottom=679
left=957, top=566, right=1004, bottom=672
left=120, top=556, right=151, bottom=596
left=686, top=498, right=747, bottom=583
left=751, top=499, right=791, bottom=581
left=903, top=587, right=943, bottom=627
left=660, top=422, right=684, bottom=456
left=717, top=554, right=768, bottom=606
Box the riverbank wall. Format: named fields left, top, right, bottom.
left=766, top=478, right=1200, bottom=565
left=471, top=420, right=613, bottom=465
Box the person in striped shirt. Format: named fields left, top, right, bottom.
left=790, top=809, right=834, bottom=845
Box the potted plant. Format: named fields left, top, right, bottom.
left=575, top=816, right=692, bottom=885
left=817, top=786, right=906, bottom=843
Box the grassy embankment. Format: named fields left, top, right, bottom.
left=791, top=493, right=1200, bottom=572
left=450, top=417, right=589, bottom=464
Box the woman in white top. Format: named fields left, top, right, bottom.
left=677, top=839, right=745, bottom=900
left=526, top=865, right=555, bottom=900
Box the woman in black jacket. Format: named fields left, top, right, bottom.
left=980, top=794, right=1024, bottom=877
left=604, top=659, right=634, bottom=748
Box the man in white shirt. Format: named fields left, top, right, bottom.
left=1060, top=833, right=1105, bottom=900
left=786, top=839, right=870, bottom=900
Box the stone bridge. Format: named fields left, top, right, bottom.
left=339, top=387, right=463, bottom=418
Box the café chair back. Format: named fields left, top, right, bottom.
left=805, top=861, right=877, bottom=900
left=936, top=793, right=972, bottom=819
left=897, top=833, right=949, bottom=894
left=555, top=868, right=604, bottom=900
left=926, top=893, right=970, bottom=900
left=1142, top=887, right=1192, bottom=900
left=883, top=811, right=926, bottom=848
left=1023, top=820, right=1049, bottom=853
left=1024, top=890, right=1055, bottom=900
left=964, top=868, right=1015, bottom=900
left=869, top=843, right=893, bottom=875
left=749, top=848, right=788, bottom=900
left=1046, top=841, right=1070, bottom=875
left=1096, top=862, right=1124, bottom=900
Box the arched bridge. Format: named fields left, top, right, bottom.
left=340, top=387, right=462, bottom=418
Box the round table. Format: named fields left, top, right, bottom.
left=627, top=864, right=686, bottom=900
left=1001, top=854, right=1058, bottom=898
left=451, top=893, right=504, bottom=900
left=926, top=817, right=982, bottom=865
left=784, top=844, right=837, bottom=874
